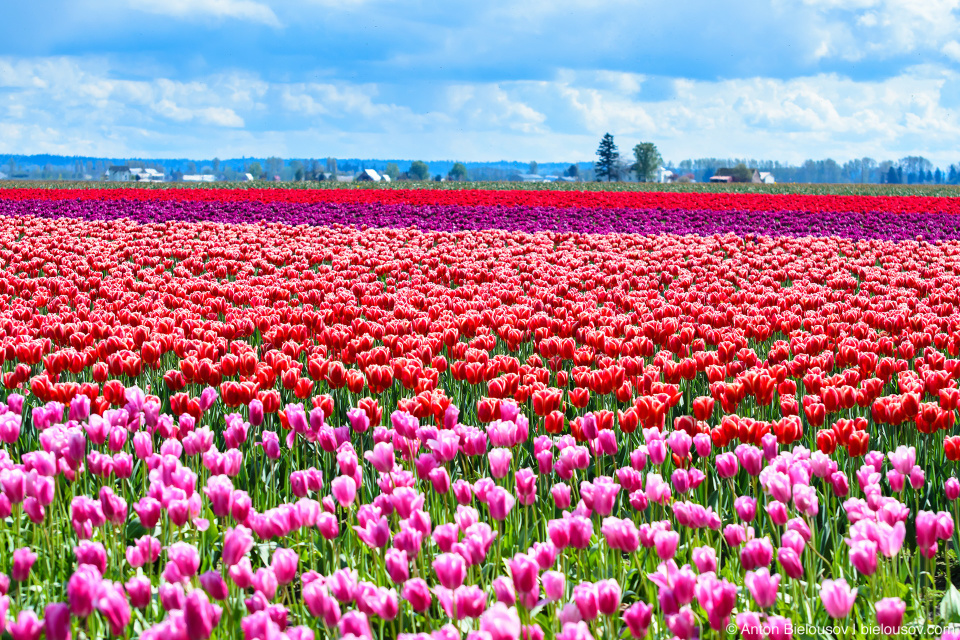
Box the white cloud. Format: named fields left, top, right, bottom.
left=129, top=0, right=281, bottom=27
left=4, top=55, right=960, bottom=165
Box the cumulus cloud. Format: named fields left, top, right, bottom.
left=129, top=0, right=282, bottom=27
left=3, top=54, right=960, bottom=165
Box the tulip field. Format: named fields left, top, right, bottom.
left=4, top=185, right=960, bottom=640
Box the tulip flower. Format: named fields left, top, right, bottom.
left=875, top=597, right=905, bottom=635
left=12, top=548, right=36, bottom=582
left=820, top=579, right=857, bottom=619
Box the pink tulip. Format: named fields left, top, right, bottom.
left=331, top=476, right=357, bottom=508
left=820, top=578, right=857, bottom=619
left=479, top=603, right=521, bottom=640
left=200, top=571, right=229, bottom=600
left=830, top=471, right=850, bottom=497
left=515, top=468, right=537, bottom=506
left=364, top=442, right=395, bottom=473
left=737, top=611, right=764, bottom=640
left=204, top=475, right=234, bottom=517
left=489, top=448, right=513, bottom=479
left=327, top=568, right=358, bottom=603
left=601, top=517, right=639, bottom=552
left=766, top=500, right=789, bottom=526
left=453, top=479, right=473, bottom=504
left=487, top=487, right=516, bottom=521
left=97, top=581, right=131, bottom=636
left=168, top=542, right=200, bottom=578
left=765, top=616, right=792, bottom=640
left=653, top=529, right=679, bottom=560
left=572, top=582, right=598, bottom=620
left=12, top=548, right=36, bottom=582
left=542, top=571, right=565, bottom=601
left=596, top=579, right=621, bottom=616
left=134, top=497, right=162, bottom=529
left=723, top=524, right=747, bottom=547
left=385, top=548, right=409, bottom=584
left=695, top=574, right=737, bottom=631
left=910, top=466, right=925, bottom=490
left=692, top=547, right=717, bottom=574
left=222, top=526, right=253, bottom=567
left=740, top=537, right=773, bottom=571
left=744, top=568, right=780, bottom=608
left=875, top=597, right=905, bottom=635
left=353, top=515, right=390, bottom=549
left=493, top=576, right=516, bottom=605
left=271, top=548, right=299, bottom=585
left=946, top=478, right=960, bottom=501
left=623, top=601, right=653, bottom=638
left=556, top=622, right=592, bottom=640
left=716, top=453, right=740, bottom=478
left=667, top=606, right=696, bottom=640
left=9, top=610, right=43, bottom=640
left=777, top=547, right=804, bottom=579
left=734, top=496, right=756, bottom=522
left=888, top=446, right=915, bottom=474
left=433, top=553, right=466, bottom=590
left=184, top=589, right=218, bottom=640
left=68, top=565, right=102, bottom=617
left=849, top=539, right=878, bottom=576
left=304, top=581, right=341, bottom=626
left=551, top=484, right=572, bottom=509
left=508, top=553, right=539, bottom=594
left=529, top=541, right=557, bottom=570
left=917, top=510, right=939, bottom=557
left=126, top=576, right=152, bottom=609
left=43, top=603, right=71, bottom=640
left=402, top=578, right=432, bottom=612
left=252, top=568, right=278, bottom=600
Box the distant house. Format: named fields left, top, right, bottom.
left=709, top=175, right=733, bottom=183
left=510, top=173, right=548, bottom=183
left=107, top=166, right=131, bottom=182
left=182, top=174, right=216, bottom=183
left=655, top=167, right=675, bottom=183
left=242, top=173, right=255, bottom=182
left=712, top=168, right=762, bottom=183
left=759, top=172, right=776, bottom=184
left=0, top=171, right=7, bottom=180
left=380, top=175, right=391, bottom=183
left=108, top=166, right=165, bottom=183
left=356, top=169, right=382, bottom=182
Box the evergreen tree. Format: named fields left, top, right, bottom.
left=595, top=133, right=619, bottom=182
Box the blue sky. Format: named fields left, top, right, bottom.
left=4, top=0, right=960, bottom=165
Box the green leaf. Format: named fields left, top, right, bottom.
left=940, top=584, right=960, bottom=623
left=124, top=517, right=149, bottom=545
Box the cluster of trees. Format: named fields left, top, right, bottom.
left=12, top=152, right=960, bottom=186
left=595, top=133, right=664, bottom=182
left=671, top=156, right=960, bottom=185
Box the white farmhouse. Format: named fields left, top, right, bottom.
left=655, top=167, right=675, bottom=183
